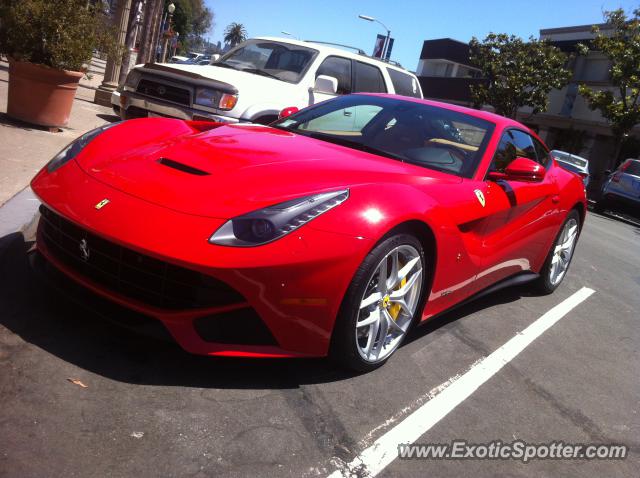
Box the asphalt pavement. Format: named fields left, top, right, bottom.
left=0, top=211, right=638, bottom=477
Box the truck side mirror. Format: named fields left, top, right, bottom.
left=313, top=75, right=338, bottom=94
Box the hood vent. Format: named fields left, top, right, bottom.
left=157, top=157, right=210, bottom=176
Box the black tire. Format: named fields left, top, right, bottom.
left=330, top=233, right=427, bottom=372
left=253, top=115, right=279, bottom=125
left=535, top=210, right=581, bottom=294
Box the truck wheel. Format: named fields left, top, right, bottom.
left=253, top=115, right=278, bottom=125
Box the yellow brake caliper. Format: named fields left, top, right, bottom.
left=388, top=276, right=406, bottom=320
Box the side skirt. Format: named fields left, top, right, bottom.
left=417, top=271, right=540, bottom=327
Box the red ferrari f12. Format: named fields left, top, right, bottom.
left=31, top=94, right=586, bottom=371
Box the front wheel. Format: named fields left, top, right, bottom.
left=535, top=210, right=580, bottom=294
left=330, top=234, right=426, bottom=372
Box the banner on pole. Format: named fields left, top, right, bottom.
left=372, top=34, right=395, bottom=60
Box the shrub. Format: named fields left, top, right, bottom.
left=0, top=0, right=120, bottom=72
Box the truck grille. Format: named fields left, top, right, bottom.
left=38, top=206, right=245, bottom=310
left=136, top=78, right=191, bottom=106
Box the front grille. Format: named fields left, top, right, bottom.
left=38, top=206, right=245, bottom=310
left=136, top=78, right=191, bottom=106
left=31, top=251, right=175, bottom=343
left=193, top=308, right=278, bottom=345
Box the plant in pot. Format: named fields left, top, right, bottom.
left=0, top=0, right=120, bottom=127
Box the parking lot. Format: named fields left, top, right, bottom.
left=0, top=210, right=638, bottom=477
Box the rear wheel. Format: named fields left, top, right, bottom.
left=535, top=210, right=580, bottom=294
left=253, top=115, right=278, bottom=125
left=331, top=234, right=426, bottom=372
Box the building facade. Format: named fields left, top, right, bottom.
left=416, top=25, right=640, bottom=191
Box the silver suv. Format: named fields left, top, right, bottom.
left=595, top=158, right=640, bottom=212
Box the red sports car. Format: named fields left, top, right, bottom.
left=30, top=94, right=586, bottom=371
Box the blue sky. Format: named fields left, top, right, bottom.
left=203, top=0, right=638, bottom=71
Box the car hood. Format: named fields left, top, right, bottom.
left=138, top=62, right=290, bottom=95
left=75, top=119, right=460, bottom=219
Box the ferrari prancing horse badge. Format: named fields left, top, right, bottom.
left=474, top=189, right=486, bottom=207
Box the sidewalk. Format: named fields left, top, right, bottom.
left=0, top=57, right=117, bottom=210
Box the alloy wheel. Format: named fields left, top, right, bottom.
left=355, top=244, right=423, bottom=363
left=549, top=217, right=578, bottom=286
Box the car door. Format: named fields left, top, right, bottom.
left=352, top=61, right=388, bottom=129
left=310, top=55, right=352, bottom=105
left=612, top=159, right=640, bottom=200
left=472, top=129, right=561, bottom=291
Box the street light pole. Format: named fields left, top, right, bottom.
left=358, top=14, right=391, bottom=60
left=162, top=3, right=176, bottom=63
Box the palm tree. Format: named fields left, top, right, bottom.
left=224, top=22, right=247, bottom=47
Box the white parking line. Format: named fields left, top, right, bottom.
left=328, top=287, right=595, bottom=478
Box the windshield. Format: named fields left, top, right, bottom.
left=272, top=95, right=495, bottom=178
left=218, top=40, right=318, bottom=83
left=623, top=160, right=640, bottom=176
left=556, top=161, right=583, bottom=175
left=551, top=150, right=588, bottom=168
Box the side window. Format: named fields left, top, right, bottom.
left=316, top=56, right=352, bottom=94
left=300, top=104, right=383, bottom=134
left=490, top=130, right=538, bottom=173
left=492, top=132, right=517, bottom=173
left=532, top=137, right=551, bottom=167
left=354, top=61, right=387, bottom=93
left=509, top=130, right=537, bottom=162
left=387, top=68, right=421, bottom=98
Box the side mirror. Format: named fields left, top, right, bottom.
left=278, top=106, right=299, bottom=119
left=489, top=157, right=546, bottom=182
left=313, top=75, right=338, bottom=94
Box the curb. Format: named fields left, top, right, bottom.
left=0, top=186, right=41, bottom=238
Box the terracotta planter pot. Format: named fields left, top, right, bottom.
left=7, top=59, right=83, bottom=127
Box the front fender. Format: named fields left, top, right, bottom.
left=240, top=99, right=308, bottom=122
left=307, top=182, right=443, bottom=239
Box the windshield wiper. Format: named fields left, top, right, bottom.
left=242, top=68, right=280, bottom=80
left=302, top=131, right=406, bottom=162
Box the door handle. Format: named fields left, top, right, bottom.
left=552, top=195, right=560, bottom=204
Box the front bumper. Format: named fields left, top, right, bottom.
left=120, top=90, right=239, bottom=123
left=30, top=161, right=371, bottom=358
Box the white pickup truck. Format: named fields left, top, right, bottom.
left=116, top=37, right=423, bottom=125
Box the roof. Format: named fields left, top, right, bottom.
left=419, top=38, right=473, bottom=66
left=252, top=36, right=412, bottom=73
left=540, top=22, right=611, bottom=35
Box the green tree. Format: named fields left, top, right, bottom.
left=469, top=33, right=571, bottom=118
left=577, top=8, right=640, bottom=167
left=0, top=0, right=120, bottom=71
left=164, top=0, right=213, bottom=53
left=224, top=22, right=247, bottom=47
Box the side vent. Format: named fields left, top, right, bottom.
left=157, top=157, right=210, bottom=176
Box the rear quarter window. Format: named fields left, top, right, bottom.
left=387, top=68, right=422, bottom=98
left=624, top=160, right=640, bottom=176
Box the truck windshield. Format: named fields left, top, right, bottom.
left=217, top=40, right=318, bottom=83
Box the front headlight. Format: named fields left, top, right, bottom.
left=209, top=189, right=349, bottom=246
left=124, top=69, right=142, bottom=89
left=195, top=87, right=238, bottom=110
left=47, top=123, right=119, bottom=173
